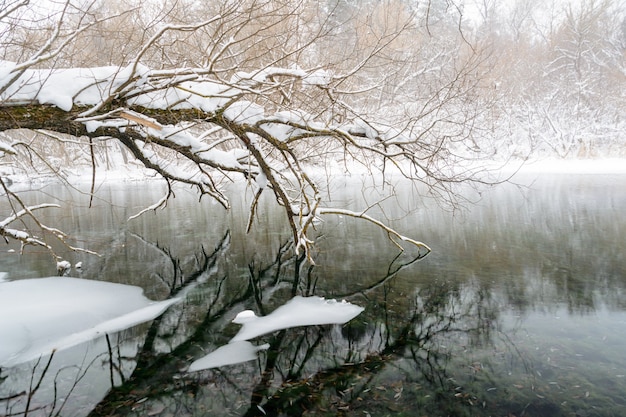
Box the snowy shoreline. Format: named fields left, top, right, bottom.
left=2, top=157, right=625, bottom=191
left=505, top=158, right=626, bottom=174
left=63, top=157, right=626, bottom=187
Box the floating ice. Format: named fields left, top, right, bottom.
left=187, top=341, right=270, bottom=371
left=0, top=277, right=179, bottom=367
left=231, top=296, right=364, bottom=342
left=188, top=296, right=363, bottom=372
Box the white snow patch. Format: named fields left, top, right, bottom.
left=228, top=66, right=330, bottom=87
left=0, top=277, right=180, bottom=367
left=84, top=118, right=129, bottom=133
left=230, top=67, right=307, bottom=85
left=4, top=228, right=29, bottom=240
left=187, top=341, right=270, bottom=371
left=260, top=121, right=296, bottom=142
left=230, top=296, right=364, bottom=342
left=258, top=110, right=322, bottom=142
left=0, top=61, right=241, bottom=115
left=233, top=309, right=258, bottom=323
left=223, top=100, right=264, bottom=124
left=0, top=60, right=17, bottom=87
left=179, top=80, right=238, bottom=112
left=255, top=170, right=267, bottom=189
left=353, top=119, right=379, bottom=140
left=125, top=86, right=188, bottom=109
left=157, top=125, right=208, bottom=152
left=512, top=158, right=626, bottom=174
left=303, top=69, right=332, bottom=86
left=0, top=64, right=142, bottom=111
left=188, top=296, right=364, bottom=372
left=56, top=260, right=71, bottom=275
left=0, top=141, right=16, bottom=155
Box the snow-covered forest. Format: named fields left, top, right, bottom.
left=0, top=0, right=624, bottom=262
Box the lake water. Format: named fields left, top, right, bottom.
left=1, top=172, right=625, bottom=417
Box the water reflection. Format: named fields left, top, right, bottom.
left=0, top=174, right=625, bottom=416
left=84, top=236, right=495, bottom=417
left=0, top=233, right=511, bottom=417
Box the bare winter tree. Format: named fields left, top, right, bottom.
left=0, top=0, right=498, bottom=263
left=471, top=0, right=626, bottom=158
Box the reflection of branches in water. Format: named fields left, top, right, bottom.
left=234, top=277, right=523, bottom=416
left=240, top=254, right=505, bottom=416
left=48, top=350, right=116, bottom=417
left=4, top=351, right=56, bottom=417
left=3, top=231, right=288, bottom=417
left=88, top=231, right=232, bottom=411
left=2, top=346, right=112, bottom=417
left=129, top=230, right=227, bottom=297
left=90, top=229, right=274, bottom=416
left=247, top=239, right=297, bottom=315
left=81, top=235, right=522, bottom=417
left=135, top=230, right=232, bottom=355
left=0, top=231, right=526, bottom=417
left=0, top=351, right=55, bottom=417
left=104, top=333, right=125, bottom=387
left=130, top=232, right=183, bottom=293
left=332, top=249, right=429, bottom=299
left=87, top=236, right=315, bottom=416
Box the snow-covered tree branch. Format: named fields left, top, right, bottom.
left=0, top=177, right=99, bottom=261
left=0, top=0, right=525, bottom=262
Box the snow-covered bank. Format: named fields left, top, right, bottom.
left=3, top=157, right=625, bottom=191
left=340, top=157, right=626, bottom=178
left=60, top=158, right=626, bottom=194
left=510, top=158, right=626, bottom=175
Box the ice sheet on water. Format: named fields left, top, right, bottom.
left=188, top=296, right=364, bottom=371
left=230, top=296, right=364, bottom=342
left=0, top=277, right=179, bottom=367
left=187, top=341, right=270, bottom=371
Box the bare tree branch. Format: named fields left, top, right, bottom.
left=0, top=0, right=525, bottom=264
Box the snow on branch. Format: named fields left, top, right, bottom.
left=0, top=204, right=54, bottom=249
left=0, top=0, right=493, bottom=264
left=0, top=202, right=97, bottom=257
left=1, top=0, right=616, bottom=270
left=0, top=54, right=450, bottom=262
left=128, top=191, right=170, bottom=221
left=317, top=207, right=432, bottom=254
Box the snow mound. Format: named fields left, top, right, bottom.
left=0, top=277, right=179, bottom=367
